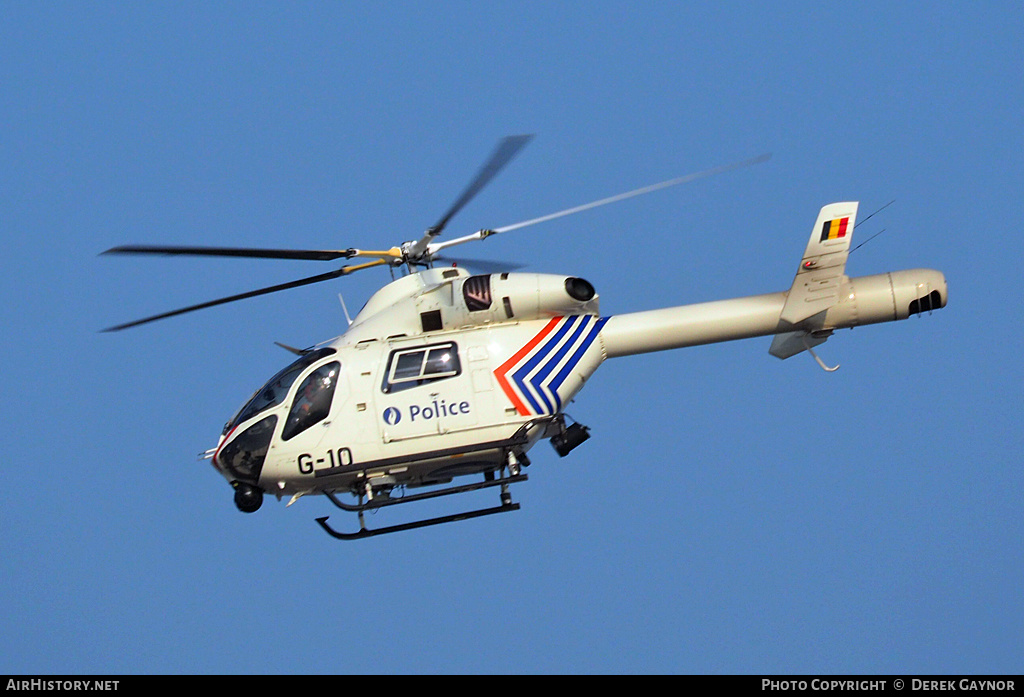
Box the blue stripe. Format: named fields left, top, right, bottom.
left=549, top=317, right=608, bottom=409
left=512, top=316, right=578, bottom=415
left=529, top=316, right=593, bottom=412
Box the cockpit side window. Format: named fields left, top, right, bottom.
left=282, top=361, right=341, bottom=441
left=224, top=348, right=336, bottom=434
left=382, top=342, right=460, bottom=394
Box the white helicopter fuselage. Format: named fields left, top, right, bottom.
left=212, top=267, right=608, bottom=502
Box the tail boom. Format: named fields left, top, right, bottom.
left=600, top=268, right=947, bottom=359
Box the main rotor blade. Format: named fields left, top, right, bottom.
left=405, top=135, right=534, bottom=260
left=495, top=152, right=771, bottom=234
left=101, top=261, right=384, bottom=332
left=426, top=153, right=771, bottom=258
left=102, top=244, right=357, bottom=261
left=431, top=134, right=535, bottom=235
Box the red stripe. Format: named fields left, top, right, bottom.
left=494, top=317, right=562, bottom=416
left=212, top=425, right=238, bottom=472
left=837, top=216, right=849, bottom=238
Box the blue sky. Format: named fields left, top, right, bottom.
left=2, top=2, right=1021, bottom=675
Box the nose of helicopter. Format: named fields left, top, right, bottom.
left=213, top=415, right=277, bottom=494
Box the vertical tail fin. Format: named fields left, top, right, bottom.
left=778, top=202, right=859, bottom=325
left=770, top=202, right=858, bottom=361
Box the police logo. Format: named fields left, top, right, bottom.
left=382, top=407, right=402, bottom=425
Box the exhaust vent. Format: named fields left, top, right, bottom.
left=909, top=290, right=943, bottom=315
left=565, top=277, right=595, bottom=302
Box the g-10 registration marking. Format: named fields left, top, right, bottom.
left=298, top=447, right=354, bottom=475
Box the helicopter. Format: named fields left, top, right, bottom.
left=103, top=135, right=947, bottom=540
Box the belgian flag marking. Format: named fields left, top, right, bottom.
left=820, top=216, right=850, bottom=242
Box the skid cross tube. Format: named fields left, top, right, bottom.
left=323, top=473, right=528, bottom=511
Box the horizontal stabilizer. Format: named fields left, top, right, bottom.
left=768, top=330, right=828, bottom=360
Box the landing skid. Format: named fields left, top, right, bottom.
left=315, top=473, right=528, bottom=540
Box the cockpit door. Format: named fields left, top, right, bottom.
left=376, top=340, right=477, bottom=443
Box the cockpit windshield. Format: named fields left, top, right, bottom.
left=223, top=348, right=336, bottom=434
